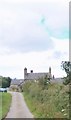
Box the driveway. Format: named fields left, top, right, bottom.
left=6, top=92, right=34, bottom=118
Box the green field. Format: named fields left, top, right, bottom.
left=0, top=92, right=12, bottom=120
left=0, top=92, right=2, bottom=120
left=23, top=80, right=69, bottom=118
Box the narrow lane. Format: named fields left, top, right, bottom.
left=6, top=92, right=34, bottom=118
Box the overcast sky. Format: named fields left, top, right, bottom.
left=0, top=0, right=69, bottom=79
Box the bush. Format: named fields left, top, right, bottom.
left=23, top=80, right=69, bottom=118
left=38, top=77, right=50, bottom=90
left=63, top=77, right=70, bottom=85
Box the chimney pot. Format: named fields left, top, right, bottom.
left=30, top=70, right=33, bottom=73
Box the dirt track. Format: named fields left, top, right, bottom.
left=6, top=92, right=34, bottom=118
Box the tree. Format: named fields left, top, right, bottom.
left=61, top=61, right=71, bottom=84
left=0, top=76, right=12, bottom=88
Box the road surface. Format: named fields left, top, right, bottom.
left=6, top=92, right=34, bottom=118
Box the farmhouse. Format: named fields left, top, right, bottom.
left=10, top=79, right=24, bottom=91
left=10, top=67, right=52, bottom=88
left=24, top=67, right=52, bottom=81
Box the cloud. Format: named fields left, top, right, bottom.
left=0, top=0, right=69, bottom=4
left=39, top=3, right=69, bottom=38
left=0, top=1, right=69, bottom=54
left=0, top=37, right=69, bottom=78
left=0, top=3, right=54, bottom=54
left=0, top=1, right=69, bottom=78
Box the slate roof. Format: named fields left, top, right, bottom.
left=11, top=79, right=24, bottom=85
left=24, top=72, right=50, bottom=80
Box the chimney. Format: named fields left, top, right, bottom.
left=49, top=67, right=51, bottom=74
left=49, top=67, right=51, bottom=78
left=30, top=70, right=33, bottom=73
left=24, top=67, right=27, bottom=79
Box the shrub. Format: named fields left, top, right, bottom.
left=63, top=77, right=70, bottom=85
left=23, top=80, right=69, bottom=118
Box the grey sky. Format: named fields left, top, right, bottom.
left=0, top=0, right=69, bottom=78
left=0, top=1, right=68, bottom=54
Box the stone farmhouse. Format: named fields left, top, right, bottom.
left=11, top=79, right=23, bottom=86
left=24, top=67, right=52, bottom=81
left=10, top=67, right=52, bottom=88
left=10, top=78, right=24, bottom=91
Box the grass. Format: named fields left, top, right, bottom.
left=22, top=80, right=69, bottom=118
left=0, top=92, right=12, bottom=120
left=0, top=92, right=2, bottom=120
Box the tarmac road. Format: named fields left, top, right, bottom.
left=6, top=92, right=34, bottom=118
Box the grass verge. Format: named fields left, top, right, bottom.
left=0, top=92, right=2, bottom=120
left=0, top=92, right=12, bottom=120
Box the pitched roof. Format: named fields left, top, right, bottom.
left=24, top=72, right=50, bottom=80
left=11, top=79, right=24, bottom=85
